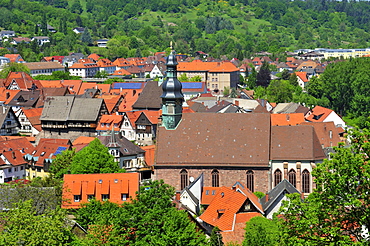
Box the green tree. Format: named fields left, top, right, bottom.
left=49, top=149, right=76, bottom=179
left=281, top=69, right=290, bottom=80
left=279, top=128, right=370, bottom=244
left=0, top=62, right=30, bottom=78
left=70, top=138, right=121, bottom=174
left=178, top=73, right=189, bottom=82
left=76, top=180, right=207, bottom=245
left=81, top=27, right=93, bottom=45
left=247, top=67, right=257, bottom=89
left=256, top=61, right=271, bottom=87
left=209, top=226, right=224, bottom=246
left=244, top=216, right=281, bottom=246
left=190, top=75, right=202, bottom=82
left=288, top=72, right=298, bottom=87
left=0, top=200, right=75, bottom=245
left=266, top=80, right=294, bottom=103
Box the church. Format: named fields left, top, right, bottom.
left=154, top=50, right=325, bottom=194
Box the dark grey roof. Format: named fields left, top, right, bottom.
left=6, top=90, right=40, bottom=108
left=132, top=81, right=162, bottom=110
left=206, top=100, right=232, bottom=113
left=40, top=96, right=103, bottom=122
left=189, top=102, right=208, bottom=112
left=98, top=134, right=145, bottom=156
left=260, top=179, right=300, bottom=211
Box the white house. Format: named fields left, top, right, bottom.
left=149, top=65, right=164, bottom=79
left=31, top=36, right=50, bottom=46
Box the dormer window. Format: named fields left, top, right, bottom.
left=40, top=152, right=45, bottom=156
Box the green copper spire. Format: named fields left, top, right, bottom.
left=161, top=48, right=184, bottom=130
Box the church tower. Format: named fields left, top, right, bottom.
left=160, top=47, right=184, bottom=130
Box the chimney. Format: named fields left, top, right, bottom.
left=175, top=191, right=181, bottom=201
left=6, top=92, right=10, bottom=99
left=12, top=151, right=16, bottom=159
left=265, top=193, right=269, bottom=201
left=235, top=100, right=239, bottom=106
left=133, top=90, right=136, bottom=96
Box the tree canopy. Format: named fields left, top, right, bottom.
left=279, top=128, right=370, bottom=244
left=244, top=216, right=281, bottom=246
left=75, top=180, right=207, bottom=245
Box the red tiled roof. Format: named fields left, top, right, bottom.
left=199, top=186, right=262, bottom=232
left=96, top=114, right=123, bottom=131
left=300, top=121, right=343, bottom=148
left=140, top=145, right=155, bottom=167
left=271, top=113, right=305, bottom=126
left=61, top=80, right=83, bottom=94
left=88, top=53, right=101, bottom=61
left=2, top=150, right=27, bottom=166
left=62, top=173, right=140, bottom=209
left=72, top=136, right=96, bottom=146
left=124, top=111, right=141, bottom=128
left=177, top=60, right=238, bottom=72
left=295, top=72, right=308, bottom=83
left=112, top=68, right=132, bottom=76
left=0, top=137, right=34, bottom=153
left=140, top=110, right=160, bottom=124
left=4, top=54, right=24, bottom=62
left=117, top=90, right=142, bottom=112
left=201, top=187, right=221, bottom=205
left=4, top=71, right=42, bottom=90
left=38, top=80, right=64, bottom=88
left=305, top=106, right=333, bottom=123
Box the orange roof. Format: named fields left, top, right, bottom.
left=295, top=72, right=308, bottom=83
left=306, top=106, right=333, bottom=123
left=140, top=145, right=155, bottom=167
left=199, top=186, right=263, bottom=231
left=124, top=111, right=141, bottom=128
left=88, top=53, right=101, bottom=61
left=60, top=80, right=83, bottom=94
left=271, top=113, right=305, bottom=126
left=78, top=82, right=111, bottom=95
left=3, top=71, right=42, bottom=90
left=0, top=136, right=35, bottom=143
left=22, top=107, right=43, bottom=117
left=72, top=136, right=96, bottom=145
left=97, top=95, right=123, bottom=114
left=140, top=110, right=160, bottom=124
left=62, top=173, right=140, bottom=209
left=117, top=89, right=142, bottom=112
left=112, top=68, right=132, bottom=76
left=296, top=60, right=319, bottom=71
left=2, top=150, right=27, bottom=166
left=201, top=187, right=221, bottom=205
left=0, top=88, right=19, bottom=103
left=38, top=80, right=64, bottom=88
left=69, top=62, right=98, bottom=69
left=96, top=114, right=123, bottom=131
left=221, top=213, right=262, bottom=245
left=4, top=54, right=23, bottom=63
left=177, top=60, right=238, bottom=72
left=97, top=58, right=114, bottom=68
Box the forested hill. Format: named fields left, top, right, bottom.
left=2, top=0, right=370, bottom=60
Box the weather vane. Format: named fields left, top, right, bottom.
left=170, top=41, right=173, bottom=50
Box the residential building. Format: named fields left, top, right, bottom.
left=0, top=106, right=20, bottom=135
left=31, top=36, right=50, bottom=46
left=16, top=107, right=42, bottom=136
left=96, top=39, right=109, bottom=47
left=68, top=60, right=99, bottom=78
left=0, top=30, right=15, bottom=40
left=24, top=62, right=65, bottom=76
left=62, top=172, right=140, bottom=209
left=40, top=96, right=108, bottom=140
left=305, top=105, right=347, bottom=128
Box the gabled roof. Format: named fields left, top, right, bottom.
left=72, top=136, right=96, bottom=146
left=270, top=125, right=326, bottom=160
left=38, top=80, right=64, bottom=88
left=123, top=111, right=141, bottom=128
left=305, top=105, right=333, bottom=122
left=300, top=121, right=342, bottom=148
left=40, top=96, right=103, bottom=122
left=201, top=187, right=221, bottom=205
left=260, top=179, right=300, bottom=211
left=4, top=71, right=42, bottom=90
left=4, top=54, right=24, bottom=62
left=135, top=110, right=160, bottom=125
left=88, top=53, right=101, bottom=62
left=295, top=72, right=309, bottom=83
left=272, top=102, right=310, bottom=115
left=199, top=186, right=262, bottom=231
left=271, top=113, right=305, bottom=126
left=98, top=135, right=145, bottom=156
left=140, top=145, right=155, bottom=167
left=112, top=68, right=132, bottom=76
left=60, top=80, right=83, bottom=94
left=132, top=81, right=162, bottom=110
left=6, top=90, right=40, bottom=107
left=96, top=115, right=123, bottom=131
left=24, top=62, right=64, bottom=70
left=1, top=149, right=27, bottom=166
left=156, top=113, right=270, bottom=166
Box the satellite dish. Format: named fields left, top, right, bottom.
left=189, top=176, right=194, bottom=183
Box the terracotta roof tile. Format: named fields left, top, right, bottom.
left=305, top=106, right=333, bottom=122
left=72, top=136, right=96, bottom=145
left=300, top=122, right=343, bottom=148
left=140, top=145, right=155, bottom=167
left=96, top=114, right=123, bottom=131
left=271, top=113, right=305, bottom=126
left=201, top=187, right=221, bottom=205
left=62, top=173, right=140, bottom=209
left=60, top=80, right=83, bottom=94
left=38, top=80, right=64, bottom=88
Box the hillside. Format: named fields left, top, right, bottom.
left=1, top=0, right=370, bottom=60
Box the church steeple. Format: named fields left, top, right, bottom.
left=161, top=45, right=184, bottom=130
